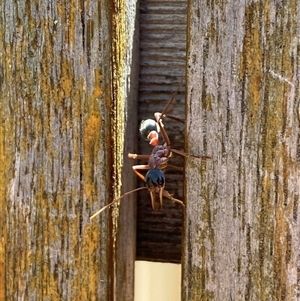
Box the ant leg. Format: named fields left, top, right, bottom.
left=152, top=77, right=185, bottom=149
left=159, top=77, right=185, bottom=119
left=128, top=153, right=150, bottom=161
left=163, top=114, right=184, bottom=124
left=131, top=164, right=149, bottom=182
left=170, top=148, right=212, bottom=160
left=153, top=113, right=172, bottom=157
left=162, top=189, right=185, bottom=209
left=166, top=164, right=183, bottom=172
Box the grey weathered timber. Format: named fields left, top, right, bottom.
left=183, top=1, right=300, bottom=300
left=115, top=1, right=139, bottom=300
left=0, top=0, right=138, bottom=300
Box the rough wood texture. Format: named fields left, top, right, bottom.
left=114, top=1, right=139, bottom=300
left=183, top=1, right=300, bottom=300
left=0, top=0, right=137, bottom=300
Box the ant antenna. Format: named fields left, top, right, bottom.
left=90, top=187, right=148, bottom=220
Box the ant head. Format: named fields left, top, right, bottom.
left=145, top=168, right=165, bottom=189
left=145, top=168, right=165, bottom=210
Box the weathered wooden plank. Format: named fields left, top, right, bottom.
left=183, top=0, right=300, bottom=300
left=113, top=1, right=139, bottom=300
left=0, top=0, right=138, bottom=300
left=0, top=0, right=113, bottom=298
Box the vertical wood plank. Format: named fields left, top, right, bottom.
left=183, top=0, right=300, bottom=300
left=1, top=0, right=114, bottom=299
left=111, top=0, right=139, bottom=300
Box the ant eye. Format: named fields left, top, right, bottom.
left=139, top=119, right=160, bottom=141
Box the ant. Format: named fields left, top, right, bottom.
left=90, top=80, right=211, bottom=219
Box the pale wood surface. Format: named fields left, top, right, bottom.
left=183, top=1, right=300, bottom=300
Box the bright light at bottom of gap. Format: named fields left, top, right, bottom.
left=134, top=261, right=181, bottom=301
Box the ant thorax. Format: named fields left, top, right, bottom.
left=148, top=145, right=169, bottom=169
